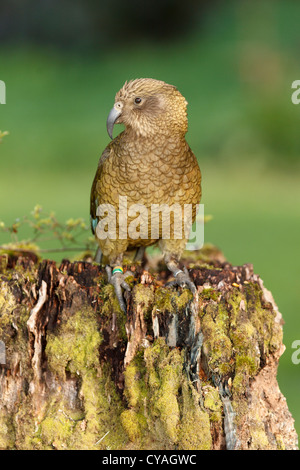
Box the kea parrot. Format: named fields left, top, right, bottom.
left=90, top=78, right=202, bottom=312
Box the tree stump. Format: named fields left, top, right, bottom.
left=0, top=246, right=298, bottom=450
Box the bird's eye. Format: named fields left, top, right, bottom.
left=134, top=97, right=142, bottom=104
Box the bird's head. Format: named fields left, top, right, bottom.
left=106, top=78, right=188, bottom=140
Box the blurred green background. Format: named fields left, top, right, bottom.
left=0, top=0, right=299, bottom=441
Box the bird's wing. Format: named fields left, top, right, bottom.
left=90, top=146, right=111, bottom=234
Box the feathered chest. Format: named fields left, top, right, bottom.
left=97, top=134, right=201, bottom=208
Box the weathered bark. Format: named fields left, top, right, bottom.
left=0, top=246, right=298, bottom=450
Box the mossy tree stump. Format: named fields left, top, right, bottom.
left=0, top=247, right=298, bottom=450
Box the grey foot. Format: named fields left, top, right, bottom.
left=134, top=246, right=146, bottom=262
left=106, top=266, right=134, bottom=312
left=94, top=247, right=102, bottom=264
left=166, top=267, right=196, bottom=294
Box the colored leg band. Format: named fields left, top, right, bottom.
left=112, top=266, right=123, bottom=275
left=174, top=269, right=183, bottom=277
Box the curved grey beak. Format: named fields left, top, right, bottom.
left=106, top=106, right=122, bottom=140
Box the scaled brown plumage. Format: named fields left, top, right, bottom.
left=90, top=78, right=201, bottom=311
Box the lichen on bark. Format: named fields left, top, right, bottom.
left=0, top=247, right=298, bottom=450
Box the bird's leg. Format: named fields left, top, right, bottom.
left=164, top=254, right=196, bottom=294
left=134, top=246, right=146, bottom=263
left=159, top=240, right=196, bottom=294
left=94, top=246, right=102, bottom=264
left=106, top=255, right=134, bottom=312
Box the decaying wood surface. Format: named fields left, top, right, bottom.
left=0, top=246, right=298, bottom=450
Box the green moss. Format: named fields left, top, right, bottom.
left=232, top=370, right=246, bottom=396
left=230, top=321, right=256, bottom=352
left=14, top=399, right=37, bottom=450
left=46, top=308, right=102, bottom=378
left=199, top=280, right=285, bottom=448
left=100, top=284, right=123, bottom=316
left=0, top=283, right=17, bottom=336
left=182, top=243, right=224, bottom=265
left=178, top=380, right=212, bottom=450
left=44, top=307, right=127, bottom=450
left=150, top=348, right=182, bottom=443
left=244, top=282, right=283, bottom=354
left=0, top=277, right=37, bottom=449
left=0, top=241, right=40, bottom=257
left=74, top=367, right=126, bottom=450
left=154, top=287, right=193, bottom=313
left=99, top=284, right=127, bottom=339
left=122, top=338, right=190, bottom=448
left=133, top=284, right=154, bottom=311
left=123, top=274, right=135, bottom=289
left=154, top=287, right=175, bottom=312
left=122, top=337, right=213, bottom=450
left=0, top=411, right=15, bottom=449
left=124, top=359, right=147, bottom=409
left=201, top=302, right=232, bottom=375
left=275, top=434, right=286, bottom=450
left=223, top=283, right=284, bottom=443
left=250, top=427, right=270, bottom=450
left=0, top=254, right=8, bottom=273
left=175, top=289, right=194, bottom=309
left=235, top=355, right=258, bottom=376
left=120, top=410, right=147, bottom=443
left=11, top=264, right=38, bottom=283
left=40, top=402, right=74, bottom=450
left=122, top=355, right=149, bottom=447
left=0, top=279, right=33, bottom=387
left=226, top=284, right=282, bottom=399
left=200, top=288, right=219, bottom=302
left=0, top=259, right=287, bottom=450
left=203, top=386, right=223, bottom=412
left=203, top=386, right=223, bottom=424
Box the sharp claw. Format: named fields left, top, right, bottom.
left=187, top=281, right=196, bottom=295
left=116, top=291, right=127, bottom=313
left=167, top=268, right=196, bottom=295
left=166, top=280, right=177, bottom=288
left=112, top=276, right=127, bottom=312
left=124, top=270, right=134, bottom=279
left=105, top=265, right=112, bottom=282
left=121, top=281, right=131, bottom=292
left=107, top=268, right=134, bottom=312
